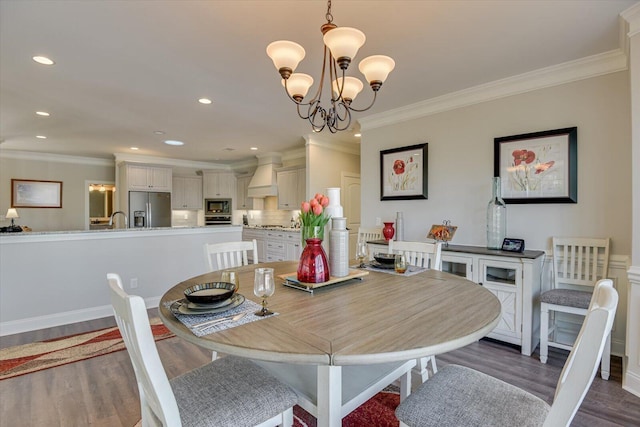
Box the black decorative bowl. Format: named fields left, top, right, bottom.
left=184, top=282, right=236, bottom=304
left=374, top=252, right=396, bottom=265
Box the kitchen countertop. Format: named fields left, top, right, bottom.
left=0, top=225, right=242, bottom=243
left=243, top=225, right=301, bottom=232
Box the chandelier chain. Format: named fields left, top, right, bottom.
left=326, top=0, right=333, bottom=24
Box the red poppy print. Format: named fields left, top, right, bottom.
left=393, top=159, right=405, bottom=175
left=512, top=150, right=536, bottom=166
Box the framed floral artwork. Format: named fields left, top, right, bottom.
left=494, top=127, right=577, bottom=204
left=380, top=143, right=428, bottom=200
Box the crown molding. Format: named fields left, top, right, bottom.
left=0, top=149, right=114, bottom=167
left=621, top=2, right=640, bottom=37
left=360, top=49, right=628, bottom=131
left=113, top=152, right=231, bottom=170
left=304, top=134, right=360, bottom=155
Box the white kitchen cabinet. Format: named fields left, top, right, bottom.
left=172, top=176, right=202, bottom=210
left=242, top=228, right=265, bottom=263
left=440, top=244, right=544, bottom=356
left=277, top=168, right=305, bottom=210
left=265, top=230, right=286, bottom=262
left=126, top=164, right=172, bottom=191
left=285, top=231, right=302, bottom=260
left=203, top=171, right=235, bottom=198
left=236, top=175, right=258, bottom=210
left=242, top=228, right=301, bottom=263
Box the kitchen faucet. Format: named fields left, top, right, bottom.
left=109, top=211, right=128, bottom=228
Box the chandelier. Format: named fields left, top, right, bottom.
left=266, top=0, right=395, bottom=133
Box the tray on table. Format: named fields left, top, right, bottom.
left=278, top=269, right=369, bottom=293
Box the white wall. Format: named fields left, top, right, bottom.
left=305, top=136, right=361, bottom=198
left=0, top=152, right=115, bottom=232
left=360, top=72, right=632, bottom=255
left=0, top=227, right=242, bottom=334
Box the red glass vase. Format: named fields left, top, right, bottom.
left=383, top=222, right=395, bottom=241
left=297, top=238, right=330, bottom=283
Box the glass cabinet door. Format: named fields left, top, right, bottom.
left=441, top=254, right=473, bottom=279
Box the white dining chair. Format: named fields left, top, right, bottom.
left=357, top=226, right=383, bottom=243
left=107, top=273, right=297, bottom=427
left=388, top=240, right=442, bottom=270
left=540, top=237, right=611, bottom=379
left=388, top=240, right=443, bottom=389
left=396, top=278, right=618, bottom=427
left=204, top=239, right=258, bottom=271
left=358, top=227, right=383, bottom=260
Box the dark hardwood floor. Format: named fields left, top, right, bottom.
left=1, top=311, right=638, bottom=426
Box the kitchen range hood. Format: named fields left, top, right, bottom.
left=247, top=153, right=282, bottom=198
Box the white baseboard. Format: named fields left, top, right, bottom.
left=0, top=296, right=161, bottom=336
left=623, top=359, right=640, bottom=398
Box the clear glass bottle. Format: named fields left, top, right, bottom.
left=486, top=177, right=506, bottom=249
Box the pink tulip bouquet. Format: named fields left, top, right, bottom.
left=299, top=193, right=331, bottom=242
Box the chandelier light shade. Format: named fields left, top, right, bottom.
left=282, top=74, right=314, bottom=101
left=332, top=77, right=363, bottom=102
left=266, top=41, right=306, bottom=79
left=266, top=0, right=395, bottom=133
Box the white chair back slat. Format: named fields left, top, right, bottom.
left=388, top=240, right=443, bottom=271
left=552, top=237, right=610, bottom=291
left=205, top=239, right=258, bottom=271
left=358, top=227, right=383, bottom=243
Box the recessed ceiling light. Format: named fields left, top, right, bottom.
left=130, top=147, right=139, bottom=150
left=354, top=133, right=361, bottom=138
left=250, top=147, right=258, bottom=151
left=33, top=56, right=54, bottom=65
left=36, top=135, right=47, bottom=139
left=36, top=111, right=50, bottom=116
left=154, top=130, right=165, bottom=135
left=164, top=140, right=184, bottom=146
left=198, top=98, right=212, bottom=105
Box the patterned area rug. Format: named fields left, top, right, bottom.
left=0, top=318, right=173, bottom=380
left=292, top=388, right=400, bottom=427
left=2, top=320, right=400, bottom=426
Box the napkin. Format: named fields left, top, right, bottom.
left=165, top=297, right=277, bottom=337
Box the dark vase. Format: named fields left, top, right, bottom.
left=382, top=222, right=395, bottom=241
left=297, top=238, right=330, bottom=283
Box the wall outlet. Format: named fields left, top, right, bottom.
left=130, top=278, right=138, bottom=289
left=375, top=217, right=382, bottom=226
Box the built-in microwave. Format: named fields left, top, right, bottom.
left=205, top=198, right=231, bottom=215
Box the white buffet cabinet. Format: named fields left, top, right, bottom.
left=242, top=227, right=302, bottom=263
left=367, top=240, right=544, bottom=356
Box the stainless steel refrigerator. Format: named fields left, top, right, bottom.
left=128, top=191, right=172, bottom=228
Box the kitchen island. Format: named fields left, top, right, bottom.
left=0, top=225, right=242, bottom=335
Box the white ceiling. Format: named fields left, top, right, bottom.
left=0, top=0, right=636, bottom=164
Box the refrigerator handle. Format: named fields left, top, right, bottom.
left=147, top=202, right=151, bottom=228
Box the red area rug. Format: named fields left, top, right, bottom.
left=0, top=318, right=173, bottom=380
left=293, top=388, right=400, bottom=427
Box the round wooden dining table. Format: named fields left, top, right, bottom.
left=159, top=260, right=501, bottom=427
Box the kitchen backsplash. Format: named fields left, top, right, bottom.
left=245, top=209, right=301, bottom=227
left=172, top=210, right=199, bottom=227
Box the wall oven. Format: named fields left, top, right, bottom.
left=204, top=198, right=232, bottom=225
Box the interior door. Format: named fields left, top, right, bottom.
left=342, top=173, right=361, bottom=259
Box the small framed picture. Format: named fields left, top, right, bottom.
left=380, top=143, right=428, bottom=200
left=11, top=179, right=63, bottom=208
